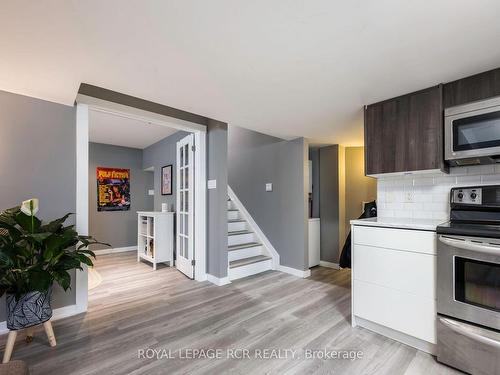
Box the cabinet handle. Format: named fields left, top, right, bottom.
left=439, top=236, right=500, bottom=256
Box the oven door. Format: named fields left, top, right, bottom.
left=445, top=98, right=500, bottom=161
left=437, top=234, right=500, bottom=330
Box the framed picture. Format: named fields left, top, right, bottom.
left=96, top=167, right=131, bottom=211
left=161, top=165, right=173, bottom=195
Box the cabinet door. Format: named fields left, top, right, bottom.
left=364, top=85, right=443, bottom=175
left=364, top=96, right=406, bottom=174
left=443, top=67, right=500, bottom=108
left=406, top=86, right=443, bottom=172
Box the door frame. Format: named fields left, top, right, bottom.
left=75, top=95, right=207, bottom=313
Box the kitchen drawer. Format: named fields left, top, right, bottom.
left=354, top=244, right=436, bottom=299
left=353, top=279, right=436, bottom=344
left=353, top=225, right=436, bottom=255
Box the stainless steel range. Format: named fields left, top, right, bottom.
left=437, top=185, right=500, bottom=375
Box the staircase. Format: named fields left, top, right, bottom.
left=227, top=197, right=273, bottom=280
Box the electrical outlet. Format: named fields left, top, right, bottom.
left=405, top=190, right=414, bottom=203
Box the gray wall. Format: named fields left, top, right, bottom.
left=142, top=131, right=190, bottom=211
left=89, top=142, right=154, bottom=251
left=0, top=90, right=76, bottom=321
left=207, top=121, right=228, bottom=278
left=309, top=148, right=320, bottom=218
left=319, top=145, right=340, bottom=263
left=228, top=126, right=308, bottom=271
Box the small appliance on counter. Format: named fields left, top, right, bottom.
left=436, top=185, right=500, bottom=375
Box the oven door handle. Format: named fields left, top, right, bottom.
left=439, top=236, right=500, bottom=255
left=439, top=317, right=500, bottom=348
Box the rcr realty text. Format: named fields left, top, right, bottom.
left=138, top=348, right=364, bottom=361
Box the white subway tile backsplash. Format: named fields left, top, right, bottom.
left=456, top=175, right=481, bottom=184
left=413, top=177, right=434, bottom=186
left=481, top=174, right=500, bottom=184
left=434, top=176, right=457, bottom=184
left=377, top=166, right=500, bottom=220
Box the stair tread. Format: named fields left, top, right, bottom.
left=228, top=242, right=261, bottom=251
left=227, top=209, right=238, bottom=212
left=229, top=255, right=272, bottom=268
left=227, top=219, right=245, bottom=223
left=228, top=230, right=252, bottom=236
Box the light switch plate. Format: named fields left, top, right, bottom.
left=208, top=179, right=217, bottom=189
left=148, top=189, right=154, bottom=196
left=265, top=183, right=273, bottom=192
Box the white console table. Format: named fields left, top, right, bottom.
left=137, top=211, right=174, bottom=270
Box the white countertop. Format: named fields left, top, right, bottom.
left=350, top=217, right=446, bottom=231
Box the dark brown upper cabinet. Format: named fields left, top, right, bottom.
left=443, top=67, right=500, bottom=108
left=364, top=85, right=445, bottom=175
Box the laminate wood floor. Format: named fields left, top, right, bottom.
left=1, top=252, right=461, bottom=375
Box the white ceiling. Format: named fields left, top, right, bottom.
left=89, top=109, right=178, bottom=149
left=2, top=1, right=500, bottom=146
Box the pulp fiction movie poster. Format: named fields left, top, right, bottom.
left=96, top=167, right=131, bottom=211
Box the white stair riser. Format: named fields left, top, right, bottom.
left=228, top=221, right=247, bottom=232
left=228, top=246, right=263, bottom=262
left=228, top=232, right=256, bottom=246
left=229, top=259, right=272, bottom=280
left=227, top=210, right=239, bottom=220
left=227, top=201, right=236, bottom=210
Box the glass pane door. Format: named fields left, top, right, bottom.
left=176, top=134, right=195, bottom=279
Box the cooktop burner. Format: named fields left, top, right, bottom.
left=438, top=185, right=500, bottom=238
left=437, top=221, right=500, bottom=239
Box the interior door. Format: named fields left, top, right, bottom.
left=176, top=134, right=195, bottom=279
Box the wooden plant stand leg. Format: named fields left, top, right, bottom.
left=2, top=330, right=17, bottom=363
left=43, top=321, right=56, bottom=347
left=25, top=326, right=35, bottom=343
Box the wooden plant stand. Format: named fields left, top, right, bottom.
left=2, top=320, right=56, bottom=363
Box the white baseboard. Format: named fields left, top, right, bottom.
left=354, top=316, right=436, bottom=355
left=207, top=274, right=231, bottom=286
left=94, top=246, right=136, bottom=255
left=278, top=265, right=311, bottom=278
left=319, top=261, right=340, bottom=269
left=0, top=304, right=83, bottom=336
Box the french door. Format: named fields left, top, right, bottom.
left=176, top=134, right=195, bottom=278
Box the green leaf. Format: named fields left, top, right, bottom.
left=14, top=212, right=41, bottom=232
left=76, top=253, right=94, bottom=267
left=22, top=232, right=52, bottom=243
left=0, top=250, right=13, bottom=266
left=39, top=213, right=73, bottom=233
left=52, top=270, right=71, bottom=290
left=28, top=270, right=52, bottom=292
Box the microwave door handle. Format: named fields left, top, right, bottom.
left=439, top=317, right=500, bottom=348
left=439, top=236, right=500, bottom=255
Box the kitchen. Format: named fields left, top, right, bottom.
left=351, top=67, right=500, bottom=375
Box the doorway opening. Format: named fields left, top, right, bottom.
left=75, top=98, right=207, bottom=313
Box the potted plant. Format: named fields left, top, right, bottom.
left=0, top=199, right=106, bottom=330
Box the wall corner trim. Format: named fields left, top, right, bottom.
left=227, top=185, right=280, bottom=269
left=278, top=265, right=311, bottom=278
left=206, top=274, right=231, bottom=286
left=319, top=261, right=341, bottom=269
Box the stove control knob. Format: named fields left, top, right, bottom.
left=457, top=192, right=464, bottom=200
left=470, top=192, right=477, bottom=200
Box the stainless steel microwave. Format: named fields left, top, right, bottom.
left=445, top=96, right=500, bottom=166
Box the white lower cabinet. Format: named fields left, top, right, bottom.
left=352, top=225, right=437, bottom=353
